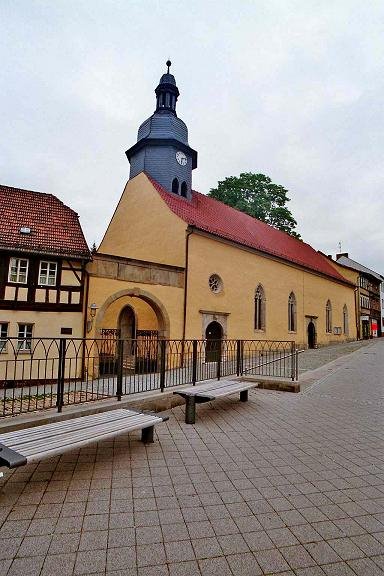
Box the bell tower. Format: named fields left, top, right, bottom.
left=126, top=61, right=197, bottom=200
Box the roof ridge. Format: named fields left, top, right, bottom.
left=148, top=175, right=352, bottom=285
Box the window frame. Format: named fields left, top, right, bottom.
left=17, top=323, right=33, bottom=352
left=288, top=292, right=297, bottom=332
left=8, top=257, right=29, bottom=284
left=0, top=322, right=8, bottom=353
left=254, top=285, right=266, bottom=331
left=326, top=300, right=332, bottom=333
left=38, top=260, right=58, bottom=286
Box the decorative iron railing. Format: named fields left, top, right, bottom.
left=0, top=338, right=298, bottom=417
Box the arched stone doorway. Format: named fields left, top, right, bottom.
left=307, top=321, right=316, bottom=349
left=95, top=288, right=170, bottom=376
left=205, top=321, right=223, bottom=362
left=96, top=288, right=170, bottom=339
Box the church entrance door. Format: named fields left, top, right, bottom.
left=205, top=321, right=223, bottom=362
left=119, top=306, right=136, bottom=361
left=307, top=321, right=316, bottom=349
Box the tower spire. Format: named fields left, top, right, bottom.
left=155, top=60, right=180, bottom=115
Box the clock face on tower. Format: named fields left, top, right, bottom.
left=176, top=150, right=187, bottom=166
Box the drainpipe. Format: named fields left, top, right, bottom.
left=182, top=227, right=194, bottom=343
left=354, top=287, right=359, bottom=340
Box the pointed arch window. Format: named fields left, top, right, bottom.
left=172, top=178, right=179, bottom=195
left=326, top=300, right=332, bottom=333
left=254, top=285, right=266, bottom=331
left=180, top=182, right=187, bottom=198
left=343, top=304, right=349, bottom=335
left=288, top=292, right=297, bottom=332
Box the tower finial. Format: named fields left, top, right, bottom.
left=166, top=59, right=171, bottom=74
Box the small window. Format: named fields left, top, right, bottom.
left=17, top=324, right=33, bottom=352
left=180, top=182, right=188, bottom=198
left=326, top=300, right=332, bottom=333
left=39, top=261, right=57, bottom=286
left=8, top=257, right=29, bottom=284
left=208, top=274, right=223, bottom=294
left=0, top=323, right=8, bottom=353
left=288, top=292, right=297, bottom=332
left=254, top=285, right=266, bottom=330
left=172, top=178, right=179, bottom=194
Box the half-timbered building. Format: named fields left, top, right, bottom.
left=0, top=184, right=90, bottom=353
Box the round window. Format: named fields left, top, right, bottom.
left=208, top=274, right=223, bottom=294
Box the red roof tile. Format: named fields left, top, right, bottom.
left=0, top=184, right=90, bottom=259
left=149, top=177, right=350, bottom=284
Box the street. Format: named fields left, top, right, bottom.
left=1, top=339, right=384, bottom=575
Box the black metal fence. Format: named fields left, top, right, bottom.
left=0, top=337, right=297, bottom=418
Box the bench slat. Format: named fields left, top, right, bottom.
left=0, top=409, right=152, bottom=444
left=0, top=409, right=166, bottom=466
left=177, top=381, right=255, bottom=398
left=6, top=414, right=159, bottom=456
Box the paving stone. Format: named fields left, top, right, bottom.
left=8, top=554, right=45, bottom=576
left=322, top=563, right=356, bottom=575
left=305, top=541, right=342, bottom=565
left=168, top=560, right=201, bottom=576
left=78, top=530, right=108, bottom=551
left=254, top=548, right=291, bottom=573
left=347, top=557, right=384, bottom=575
left=243, top=529, right=275, bottom=551
left=281, top=544, right=317, bottom=569
left=106, top=546, right=136, bottom=571
left=0, top=537, right=22, bottom=560
left=198, top=556, right=232, bottom=576
left=41, top=552, right=76, bottom=576
left=192, top=536, right=223, bottom=559
left=165, top=540, right=195, bottom=562
left=227, top=552, right=262, bottom=575
left=74, top=549, right=107, bottom=574
left=268, top=527, right=300, bottom=547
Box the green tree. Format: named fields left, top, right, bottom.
left=208, top=172, right=301, bottom=239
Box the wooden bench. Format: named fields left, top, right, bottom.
left=174, top=380, right=257, bottom=424
left=0, top=409, right=168, bottom=469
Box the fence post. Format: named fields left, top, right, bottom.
left=236, top=340, right=244, bottom=376
left=216, top=342, right=222, bottom=381
left=159, top=339, right=166, bottom=392
left=57, top=338, right=66, bottom=413
left=290, top=341, right=296, bottom=381
left=116, top=339, right=124, bottom=401
left=192, top=340, right=197, bottom=385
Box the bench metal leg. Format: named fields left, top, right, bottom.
left=141, top=425, right=154, bottom=443
left=185, top=396, right=196, bottom=424
left=240, top=390, right=248, bottom=402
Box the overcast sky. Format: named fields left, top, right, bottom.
left=1, top=1, right=383, bottom=274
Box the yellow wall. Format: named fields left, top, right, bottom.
left=185, top=233, right=356, bottom=346
left=98, top=173, right=187, bottom=267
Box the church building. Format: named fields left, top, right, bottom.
left=87, top=62, right=357, bottom=352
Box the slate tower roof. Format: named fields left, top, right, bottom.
left=126, top=61, right=197, bottom=200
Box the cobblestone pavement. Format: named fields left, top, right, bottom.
left=1, top=339, right=384, bottom=575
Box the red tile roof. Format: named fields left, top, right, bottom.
left=149, top=177, right=350, bottom=284
left=0, top=184, right=90, bottom=259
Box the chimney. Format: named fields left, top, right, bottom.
left=336, top=253, right=348, bottom=260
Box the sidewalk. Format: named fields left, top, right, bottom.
left=1, top=339, right=384, bottom=575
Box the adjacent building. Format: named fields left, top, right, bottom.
left=332, top=253, right=383, bottom=339
left=0, top=184, right=91, bottom=354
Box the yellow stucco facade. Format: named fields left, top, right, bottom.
left=88, top=174, right=357, bottom=349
